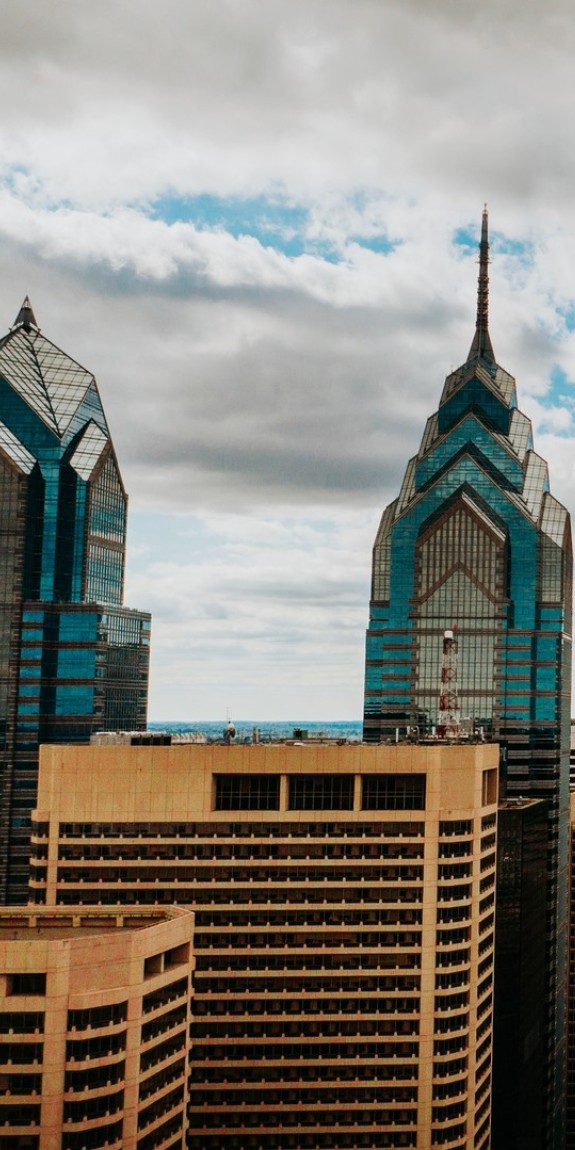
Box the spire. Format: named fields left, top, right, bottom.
left=468, top=206, right=494, bottom=365
left=12, top=296, right=38, bottom=333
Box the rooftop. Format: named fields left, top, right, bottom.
left=0, top=905, right=190, bottom=940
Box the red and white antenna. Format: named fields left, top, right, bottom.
left=437, top=627, right=461, bottom=739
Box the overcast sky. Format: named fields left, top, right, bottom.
left=2, top=0, right=575, bottom=721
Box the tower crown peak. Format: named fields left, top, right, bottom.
left=12, top=296, right=39, bottom=333
left=467, top=207, right=494, bottom=366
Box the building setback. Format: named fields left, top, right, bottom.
left=31, top=740, right=497, bottom=1150
left=0, top=904, right=194, bottom=1149
left=0, top=299, right=150, bottom=904
left=363, top=211, right=572, bottom=1148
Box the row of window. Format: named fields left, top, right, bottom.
left=193, top=996, right=419, bottom=1018
left=193, top=1021, right=420, bottom=1041
left=66, top=1032, right=126, bottom=1062
left=141, top=1004, right=187, bottom=1045
left=189, top=1108, right=417, bottom=1128
left=59, top=841, right=426, bottom=861
left=62, top=1120, right=123, bottom=1150
left=215, top=775, right=427, bottom=812
left=139, top=1057, right=185, bottom=1103
left=186, top=1138, right=415, bottom=1149
left=198, top=1063, right=417, bottom=1084
left=195, top=909, right=423, bottom=928
left=55, top=821, right=426, bottom=839
left=0, top=1013, right=44, bottom=1035
left=190, top=1050, right=418, bottom=1076
left=137, top=1083, right=185, bottom=1131
left=63, top=1091, right=124, bottom=1123
left=0, top=1072, right=42, bottom=1095
left=196, top=924, right=423, bottom=947
left=136, top=1113, right=183, bottom=1150
left=199, top=944, right=422, bottom=972
left=65, top=1061, right=125, bottom=1093
left=143, top=978, right=189, bottom=1014
left=68, top=1002, right=127, bottom=1031
left=49, top=887, right=424, bottom=907
left=56, top=864, right=425, bottom=884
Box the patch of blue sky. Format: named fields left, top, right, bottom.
left=347, top=233, right=396, bottom=254
left=128, top=510, right=340, bottom=565
left=454, top=224, right=534, bottom=267
left=557, top=304, right=575, bottom=332
left=129, top=511, right=228, bottom=565
left=150, top=192, right=339, bottom=259
left=2, top=165, right=59, bottom=207
left=546, top=365, right=575, bottom=404
left=3, top=165, right=28, bottom=189
left=491, top=236, right=534, bottom=262
left=453, top=226, right=477, bottom=253
left=340, top=189, right=398, bottom=254
left=535, top=365, right=575, bottom=435
left=149, top=192, right=396, bottom=262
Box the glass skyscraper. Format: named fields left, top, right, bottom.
left=0, top=298, right=150, bottom=905
left=363, top=212, right=572, bottom=1147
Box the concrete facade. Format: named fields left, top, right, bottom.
left=0, top=905, right=194, bottom=1149
left=30, top=741, right=497, bottom=1150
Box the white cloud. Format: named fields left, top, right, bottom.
left=125, top=507, right=374, bottom=720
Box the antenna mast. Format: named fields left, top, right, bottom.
left=437, top=627, right=461, bottom=739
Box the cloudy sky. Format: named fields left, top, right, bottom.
left=2, top=0, right=575, bottom=721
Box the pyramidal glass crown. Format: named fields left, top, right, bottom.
left=0, top=299, right=150, bottom=903
left=364, top=209, right=571, bottom=750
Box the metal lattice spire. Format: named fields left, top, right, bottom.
left=468, top=206, right=495, bottom=365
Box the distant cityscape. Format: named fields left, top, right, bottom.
left=149, top=718, right=363, bottom=741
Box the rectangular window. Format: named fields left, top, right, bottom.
left=482, top=769, right=497, bottom=805
left=8, top=973, right=46, bottom=996
left=288, top=775, right=354, bottom=811
left=214, top=775, right=280, bottom=811
left=362, top=774, right=426, bottom=810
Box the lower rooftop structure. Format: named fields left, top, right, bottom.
left=30, top=741, right=498, bottom=1150
left=0, top=905, right=194, bottom=1150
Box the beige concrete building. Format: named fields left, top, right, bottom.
left=0, top=905, right=194, bottom=1150
left=30, top=741, right=497, bottom=1150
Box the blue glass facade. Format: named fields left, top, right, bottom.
left=0, top=299, right=150, bottom=904
left=363, top=214, right=572, bottom=1148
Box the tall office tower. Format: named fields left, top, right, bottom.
left=30, top=740, right=498, bottom=1150
left=363, top=211, right=573, bottom=1147
left=0, top=299, right=150, bottom=904
left=0, top=904, right=194, bottom=1148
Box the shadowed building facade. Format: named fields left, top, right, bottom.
left=363, top=212, right=572, bottom=1148
left=0, top=299, right=150, bottom=905
left=492, top=798, right=547, bottom=1149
